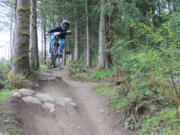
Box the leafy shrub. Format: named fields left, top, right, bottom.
left=39, top=63, right=49, bottom=72
left=0, top=59, right=11, bottom=74
left=7, top=72, right=32, bottom=88
left=68, top=61, right=86, bottom=75
left=140, top=108, right=180, bottom=135
left=110, top=97, right=128, bottom=112
left=90, top=69, right=115, bottom=81
left=0, top=89, right=16, bottom=103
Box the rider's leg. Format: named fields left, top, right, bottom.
left=59, top=39, right=66, bottom=54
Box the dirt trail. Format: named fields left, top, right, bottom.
left=8, top=67, right=133, bottom=135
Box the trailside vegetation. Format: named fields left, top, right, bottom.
left=0, top=0, right=180, bottom=134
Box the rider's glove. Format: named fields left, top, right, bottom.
left=66, top=30, right=71, bottom=35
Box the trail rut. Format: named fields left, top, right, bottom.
left=10, top=67, right=133, bottom=135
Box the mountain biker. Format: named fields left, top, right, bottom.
left=47, top=20, right=71, bottom=59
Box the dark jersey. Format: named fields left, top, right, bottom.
left=48, top=25, right=68, bottom=39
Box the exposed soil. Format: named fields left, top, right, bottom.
left=0, top=67, right=134, bottom=135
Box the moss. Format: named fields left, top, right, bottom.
left=8, top=72, right=25, bottom=81
left=17, top=30, right=29, bottom=36
left=17, top=6, right=30, bottom=12
left=13, top=54, right=29, bottom=65
left=18, top=40, right=28, bottom=47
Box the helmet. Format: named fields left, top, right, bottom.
left=61, top=20, right=70, bottom=30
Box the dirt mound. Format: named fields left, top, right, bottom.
left=0, top=69, right=134, bottom=135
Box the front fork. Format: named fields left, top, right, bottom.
left=53, top=39, right=61, bottom=56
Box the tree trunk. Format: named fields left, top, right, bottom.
left=98, top=0, right=105, bottom=68
left=85, top=0, right=91, bottom=67
left=43, top=24, right=46, bottom=64
left=11, top=0, right=17, bottom=63
left=74, top=21, right=79, bottom=61
left=41, top=24, right=44, bottom=58
left=30, top=0, right=39, bottom=70
left=10, top=5, right=13, bottom=61
left=67, top=36, right=71, bottom=64
left=12, top=0, right=30, bottom=75
left=105, top=12, right=113, bottom=69
left=51, top=0, right=55, bottom=28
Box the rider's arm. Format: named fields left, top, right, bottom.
left=48, top=26, right=62, bottom=34
left=60, top=30, right=71, bottom=35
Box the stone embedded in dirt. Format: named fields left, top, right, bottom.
left=70, top=102, right=77, bottom=107
left=42, top=103, right=55, bottom=112
left=13, top=92, right=21, bottom=98
left=36, top=93, right=54, bottom=102
left=99, top=109, right=105, bottom=113
left=18, top=89, right=34, bottom=96
left=22, top=96, right=41, bottom=104
left=56, top=97, right=72, bottom=106
left=77, top=126, right=81, bottom=129
left=71, top=124, right=75, bottom=127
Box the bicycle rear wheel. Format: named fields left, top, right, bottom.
left=51, top=41, right=57, bottom=68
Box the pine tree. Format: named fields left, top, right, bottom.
left=12, top=0, right=30, bottom=75
left=30, top=0, right=39, bottom=70
left=98, top=0, right=105, bottom=68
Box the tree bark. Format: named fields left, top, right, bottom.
left=41, top=23, right=44, bottom=58
left=30, top=0, right=39, bottom=70
left=51, top=0, right=55, bottom=28
left=11, top=0, right=17, bottom=63
left=67, top=36, right=72, bottom=64
left=74, top=21, right=79, bottom=61
left=12, top=0, right=30, bottom=75
left=105, top=11, right=113, bottom=69
left=10, top=5, right=13, bottom=61
left=98, top=0, right=105, bottom=68
left=43, top=24, right=46, bottom=64
left=85, top=0, right=91, bottom=67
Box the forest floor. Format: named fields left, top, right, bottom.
left=0, top=67, right=134, bottom=135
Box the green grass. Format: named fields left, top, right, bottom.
left=89, top=82, right=128, bottom=111
left=97, top=88, right=117, bottom=98
left=0, top=110, right=3, bottom=115
left=3, top=117, right=20, bottom=135
left=0, top=89, right=17, bottom=103
left=90, top=69, right=115, bottom=81
left=140, top=107, right=180, bottom=135
left=69, top=66, right=180, bottom=133
left=0, top=59, right=11, bottom=74
left=110, top=97, right=128, bottom=112
left=74, top=72, right=90, bottom=79
left=39, top=63, right=49, bottom=72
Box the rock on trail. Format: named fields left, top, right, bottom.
left=9, top=68, right=133, bottom=135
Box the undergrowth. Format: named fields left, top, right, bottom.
left=68, top=17, right=180, bottom=134
left=39, top=58, right=50, bottom=72
left=7, top=72, right=33, bottom=89
left=69, top=62, right=180, bottom=134
left=0, top=59, right=11, bottom=75
left=0, top=89, right=16, bottom=103
left=140, top=107, right=180, bottom=135
left=90, top=69, right=115, bottom=81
